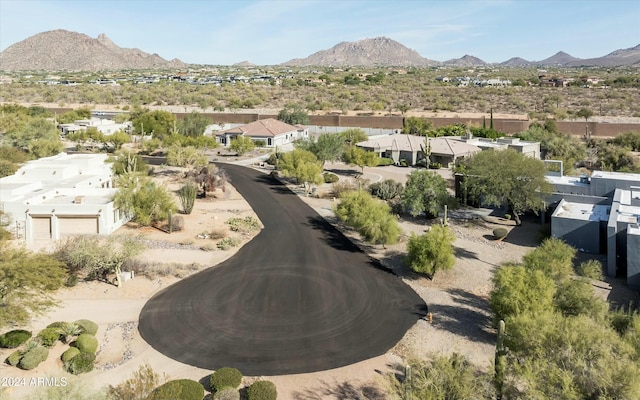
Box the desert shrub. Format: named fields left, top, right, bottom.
left=5, top=350, right=23, bottom=366
left=213, top=387, right=240, bottom=400
left=226, top=216, right=261, bottom=233
left=47, top=321, right=67, bottom=329
left=108, top=363, right=166, bottom=400
left=72, top=333, right=98, bottom=353
left=376, top=157, right=394, bottom=166
left=217, top=237, right=240, bottom=250
left=429, top=162, right=442, bottom=169
left=577, top=259, right=604, bottom=280
left=171, top=215, right=185, bottom=232
left=331, top=180, right=358, bottom=198
left=64, top=351, right=95, bottom=375
left=247, top=380, right=277, bottom=400
left=369, top=179, right=404, bottom=201
left=207, top=228, right=228, bottom=239
left=254, top=140, right=266, bottom=147
left=399, top=159, right=408, bottom=167
left=65, top=274, right=79, bottom=287
left=200, top=243, right=217, bottom=251
left=61, top=347, right=81, bottom=362
left=323, top=172, right=339, bottom=183
left=74, top=319, right=98, bottom=335
left=493, top=228, right=508, bottom=239
left=210, top=367, right=243, bottom=393
left=18, top=346, right=49, bottom=370
left=266, top=153, right=279, bottom=165
left=0, top=329, right=32, bottom=348
left=177, top=182, right=198, bottom=215
left=37, top=327, right=62, bottom=347
left=148, top=379, right=204, bottom=400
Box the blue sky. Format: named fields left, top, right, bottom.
left=1, top=0, right=639, bottom=65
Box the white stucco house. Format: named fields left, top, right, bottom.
left=58, top=117, right=132, bottom=136
left=0, top=153, right=129, bottom=243
left=215, top=118, right=308, bottom=147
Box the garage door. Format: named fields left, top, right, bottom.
left=58, top=217, right=99, bottom=236
left=32, top=217, right=51, bottom=240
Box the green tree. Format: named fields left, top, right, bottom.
left=401, top=170, right=449, bottom=220
left=277, top=103, right=310, bottom=125
left=402, top=116, right=433, bottom=136
left=130, top=109, right=177, bottom=139
left=460, top=149, right=552, bottom=225
left=278, top=149, right=323, bottom=193
left=343, top=146, right=379, bottom=173
left=295, top=132, right=345, bottom=166
left=405, top=225, right=455, bottom=278
left=595, top=141, right=640, bottom=172
left=102, top=130, right=130, bottom=151
left=576, top=107, right=594, bottom=122
left=522, top=237, right=575, bottom=281
left=0, top=244, right=67, bottom=328
left=229, top=135, right=256, bottom=156
left=55, top=235, right=144, bottom=288
left=339, top=128, right=368, bottom=145
left=179, top=111, right=211, bottom=137
left=166, top=145, right=208, bottom=169
left=113, top=174, right=178, bottom=227
left=334, top=190, right=400, bottom=245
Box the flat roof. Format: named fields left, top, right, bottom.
left=553, top=201, right=610, bottom=221
left=629, top=224, right=640, bottom=236
left=592, top=170, right=640, bottom=182
left=43, top=194, right=113, bottom=206
left=546, top=175, right=591, bottom=187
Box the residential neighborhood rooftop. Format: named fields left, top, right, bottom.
left=553, top=200, right=610, bottom=221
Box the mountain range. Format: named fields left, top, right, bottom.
left=0, top=30, right=639, bottom=71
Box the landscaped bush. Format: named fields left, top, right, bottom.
left=64, top=351, right=95, bottom=375
left=247, top=380, right=278, bottom=400
left=376, top=157, right=394, bottom=166
left=323, top=172, right=339, bottom=183
left=74, top=319, right=98, bottom=335
left=226, top=216, right=261, bottom=234
left=493, top=228, right=508, bottom=240
left=266, top=153, right=279, bottom=165
left=72, top=333, right=98, bottom=353
left=577, top=259, right=604, bottom=281
left=210, top=367, right=242, bottom=393
left=61, top=347, right=81, bottom=362
left=429, top=162, right=442, bottom=169
left=5, top=350, right=23, bottom=366
left=331, top=180, right=358, bottom=198
left=47, top=321, right=67, bottom=329
left=37, top=327, right=62, bottom=347
left=18, top=346, right=49, bottom=370
left=399, top=159, right=409, bottom=167
left=369, top=179, right=404, bottom=201
left=213, top=387, right=240, bottom=400
left=0, top=329, right=32, bottom=348
left=217, top=237, right=240, bottom=250
left=148, top=379, right=204, bottom=400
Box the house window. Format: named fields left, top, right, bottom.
left=268, top=138, right=272, bottom=146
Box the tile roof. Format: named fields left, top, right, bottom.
left=220, top=118, right=301, bottom=138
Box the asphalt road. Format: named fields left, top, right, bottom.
left=138, top=164, right=426, bottom=375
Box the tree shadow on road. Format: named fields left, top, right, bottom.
left=305, top=215, right=361, bottom=253
left=427, top=288, right=496, bottom=345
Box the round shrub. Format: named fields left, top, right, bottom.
left=61, top=347, right=81, bottom=362
left=247, top=380, right=278, bottom=400
left=210, top=367, right=242, bottom=393
left=37, top=327, right=62, bottom=347
left=64, top=351, right=95, bottom=375
left=72, top=333, right=98, bottom=353
left=5, top=350, right=23, bottom=366
left=493, top=228, right=508, bottom=240
left=323, top=172, right=339, bottom=183
left=74, top=319, right=98, bottom=335
left=148, top=379, right=204, bottom=400
left=47, top=321, right=67, bottom=330
left=213, top=387, right=240, bottom=400
left=0, top=329, right=32, bottom=348
left=376, top=157, right=394, bottom=166
left=18, top=346, right=49, bottom=370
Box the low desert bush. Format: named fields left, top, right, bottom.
left=210, top=367, right=243, bottom=393
left=5, top=350, right=23, bottom=366
left=213, top=387, right=240, bottom=400
left=37, top=327, right=62, bottom=347
left=124, top=260, right=202, bottom=279
left=323, top=172, right=339, bottom=183
left=200, top=243, right=217, bottom=252
left=217, top=237, right=240, bottom=250
left=0, top=329, right=32, bottom=348
left=72, top=333, right=98, bottom=353
left=331, top=180, right=358, bottom=198
left=247, top=380, right=278, bottom=400
left=18, top=346, right=49, bottom=370
left=577, top=259, right=604, bottom=281
left=64, top=351, right=95, bottom=375
left=74, top=319, right=98, bottom=335
left=376, top=157, right=394, bottom=166
left=148, top=379, right=204, bottom=400
left=61, top=347, right=81, bottom=362
left=369, top=179, right=404, bottom=201
left=226, top=216, right=261, bottom=234
left=493, top=228, right=508, bottom=240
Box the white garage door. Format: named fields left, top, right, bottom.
left=58, top=217, right=99, bottom=236
left=32, top=217, right=51, bottom=240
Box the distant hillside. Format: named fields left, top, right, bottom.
left=535, top=51, right=581, bottom=66
left=0, top=29, right=186, bottom=71
left=443, top=54, right=486, bottom=66
left=566, top=44, right=640, bottom=67
left=500, top=57, right=532, bottom=67
left=281, top=37, right=439, bottom=67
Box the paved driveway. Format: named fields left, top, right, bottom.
left=138, top=164, right=426, bottom=375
